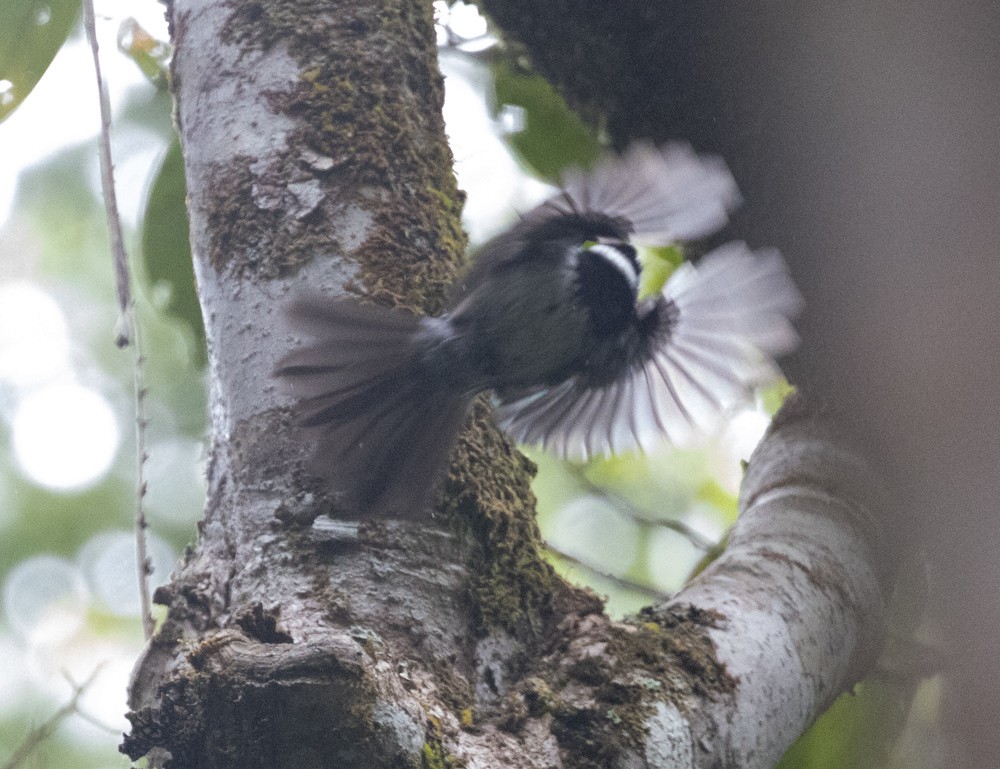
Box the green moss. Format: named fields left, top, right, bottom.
left=522, top=676, right=558, bottom=717
left=490, top=602, right=735, bottom=766
left=440, top=400, right=564, bottom=636
left=622, top=604, right=737, bottom=698
left=501, top=603, right=739, bottom=767
left=421, top=740, right=461, bottom=769
left=196, top=0, right=465, bottom=308
left=567, top=656, right=611, bottom=687
left=539, top=668, right=649, bottom=768
left=421, top=715, right=464, bottom=769
left=427, top=655, right=476, bottom=714
left=550, top=706, right=631, bottom=769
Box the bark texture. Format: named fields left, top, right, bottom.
left=123, top=1, right=893, bottom=767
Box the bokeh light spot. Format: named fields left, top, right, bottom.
left=3, top=555, right=88, bottom=644
left=725, top=407, right=772, bottom=462
left=12, top=383, right=120, bottom=491
left=447, top=1, right=488, bottom=39
left=648, top=526, right=702, bottom=591
left=440, top=55, right=552, bottom=243
left=712, top=406, right=773, bottom=493
left=0, top=282, right=71, bottom=389
left=144, top=439, right=208, bottom=524
left=78, top=529, right=176, bottom=616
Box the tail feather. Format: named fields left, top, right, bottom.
left=276, top=297, right=469, bottom=516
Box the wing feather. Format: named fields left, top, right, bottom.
left=495, top=242, right=802, bottom=459
left=555, top=143, right=741, bottom=243
left=514, top=142, right=741, bottom=246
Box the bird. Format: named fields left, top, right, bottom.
left=275, top=143, right=802, bottom=516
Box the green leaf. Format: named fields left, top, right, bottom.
left=118, top=17, right=171, bottom=87
left=776, top=680, right=916, bottom=769
left=760, top=378, right=796, bottom=416
left=141, top=137, right=206, bottom=366
left=491, top=59, right=601, bottom=182
left=638, top=244, right=684, bottom=299
left=0, top=0, right=80, bottom=122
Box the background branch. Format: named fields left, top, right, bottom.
left=563, top=463, right=716, bottom=553
left=2, top=665, right=104, bottom=769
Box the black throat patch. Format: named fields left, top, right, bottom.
left=574, top=243, right=639, bottom=338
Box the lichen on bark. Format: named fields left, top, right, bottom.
left=201, top=0, right=466, bottom=314
left=485, top=601, right=737, bottom=768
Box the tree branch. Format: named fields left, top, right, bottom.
left=648, top=399, right=889, bottom=765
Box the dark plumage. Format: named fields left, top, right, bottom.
left=276, top=144, right=802, bottom=515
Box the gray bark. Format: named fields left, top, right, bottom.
left=123, top=1, right=893, bottom=767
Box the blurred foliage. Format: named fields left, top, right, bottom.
left=638, top=244, right=685, bottom=299
left=117, top=18, right=171, bottom=87
left=0, top=474, right=132, bottom=575
left=530, top=443, right=738, bottom=617
left=778, top=678, right=931, bottom=769
left=141, top=137, right=205, bottom=366
left=0, top=0, right=79, bottom=122
left=490, top=58, right=601, bottom=180
left=0, top=12, right=202, bottom=767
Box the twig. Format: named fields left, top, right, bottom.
left=564, top=463, right=718, bottom=552
left=1, top=666, right=104, bottom=769
left=70, top=708, right=122, bottom=736
left=544, top=542, right=670, bottom=601
left=82, top=0, right=132, bottom=337
left=82, top=0, right=155, bottom=640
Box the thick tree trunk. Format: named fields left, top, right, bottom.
left=123, top=1, right=893, bottom=767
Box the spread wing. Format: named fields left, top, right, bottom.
left=517, top=142, right=741, bottom=245
left=453, top=143, right=741, bottom=301
left=494, top=243, right=802, bottom=460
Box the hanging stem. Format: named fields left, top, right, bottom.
left=81, top=0, right=155, bottom=640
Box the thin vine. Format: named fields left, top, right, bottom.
left=81, top=0, right=155, bottom=640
